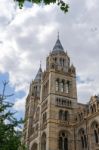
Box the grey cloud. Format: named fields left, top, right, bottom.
left=0, top=0, right=99, bottom=103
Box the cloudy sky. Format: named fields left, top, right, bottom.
left=0, top=0, right=99, bottom=118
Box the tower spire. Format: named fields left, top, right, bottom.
left=34, top=63, right=42, bottom=82
left=40, top=60, right=42, bottom=69
left=52, top=32, right=64, bottom=54
left=57, top=31, right=59, bottom=39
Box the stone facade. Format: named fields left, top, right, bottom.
left=23, top=36, right=99, bottom=150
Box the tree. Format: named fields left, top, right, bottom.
left=14, top=0, right=69, bottom=13
left=0, top=81, right=26, bottom=150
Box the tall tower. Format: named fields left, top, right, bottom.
left=40, top=35, right=77, bottom=150
left=23, top=35, right=99, bottom=150
left=23, top=65, right=42, bottom=146
left=23, top=35, right=77, bottom=150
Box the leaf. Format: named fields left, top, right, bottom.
left=16, top=0, right=69, bottom=13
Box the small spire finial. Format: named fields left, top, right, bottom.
left=57, top=31, right=59, bottom=39
left=40, top=60, right=42, bottom=68
left=40, top=60, right=42, bottom=69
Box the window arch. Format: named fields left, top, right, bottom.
left=91, top=121, right=99, bottom=144
left=36, top=107, right=40, bottom=121
left=78, top=129, right=87, bottom=149
left=93, top=104, right=96, bottom=112
left=90, top=105, right=93, bottom=113
left=31, top=143, right=38, bottom=150
left=60, top=80, right=64, bottom=92
left=59, top=110, right=63, bottom=120
left=55, top=57, right=57, bottom=63
left=59, top=131, right=69, bottom=150
left=63, top=59, right=65, bottom=66
left=56, top=79, right=59, bottom=92
left=41, top=133, right=46, bottom=150
left=42, top=112, right=47, bottom=124
left=59, top=110, right=69, bottom=121
left=59, top=136, right=62, bottom=149
left=66, top=81, right=70, bottom=94
left=64, top=111, right=69, bottom=121
left=60, top=58, right=62, bottom=66
left=60, top=58, right=65, bottom=67
left=94, top=130, right=98, bottom=143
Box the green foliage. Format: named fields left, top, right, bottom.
left=15, top=0, right=69, bottom=13
left=0, top=81, right=26, bottom=150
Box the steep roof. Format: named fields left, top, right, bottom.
left=52, top=35, right=64, bottom=54
left=34, top=66, right=42, bottom=82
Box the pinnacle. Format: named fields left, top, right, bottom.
left=52, top=35, right=64, bottom=54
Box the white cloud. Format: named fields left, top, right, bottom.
left=85, top=0, right=97, bottom=10
left=37, top=24, right=57, bottom=43
left=0, top=0, right=99, bottom=107
left=13, top=96, right=26, bottom=112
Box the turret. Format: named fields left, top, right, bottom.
left=29, top=64, right=42, bottom=98
left=46, top=34, right=70, bottom=73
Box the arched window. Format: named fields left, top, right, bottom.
left=63, top=59, right=64, bottom=66
left=84, top=134, right=87, bottom=148
left=93, top=104, right=96, bottom=112
left=55, top=57, right=57, bottom=63
left=64, top=111, right=69, bottom=121
left=59, top=137, right=62, bottom=149
left=31, top=143, right=38, bottom=150
left=59, top=110, right=63, bottom=120
left=90, top=106, right=93, bottom=113
left=59, top=131, right=69, bottom=150
left=59, top=110, right=69, bottom=121
left=94, top=129, right=98, bottom=143
left=79, top=129, right=87, bottom=149
left=64, top=137, right=68, bottom=150
left=66, top=81, right=70, bottom=94
left=41, top=133, right=46, bottom=150
left=60, top=58, right=62, bottom=66
left=91, top=121, right=99, bottom=144
left=43, top=112, right=47, bottom=124
left=67, top=100, right=69, bottom=106
left=56, top=79, right=59, bottom=91
left=80, top=112, right=83, bottom=120
left=60, top=58, right=65, bottom=66
left=81, top=136, right=84, bottom=148
left=60, top=81, right=64, bottom=92
left=36, top=107, right=40, bottom=121
left=34, top=86, right=37, bottom=97
left=56, top=98, right=58, bottom=105
left=69, top=101, right=72, bottom=106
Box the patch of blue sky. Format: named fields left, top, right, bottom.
left=0, top=72, right=26, bottom=103
left=15, top=90, right=26, bottom=99
left=77, top=75, right=94, bottom=84
left=0, top=72, right=26, bottom=120
left=24, top=0, right=33, bottom=8
left=24, top=0, right=44, bottom=8
left=0, top=72, right=13, bottom=94
left=14, top=109, right=25, bottom=121
left=76, top=76, right=85, bottom=84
